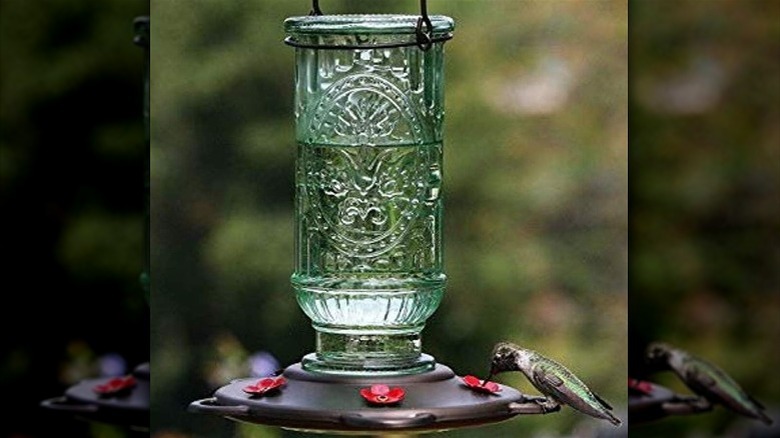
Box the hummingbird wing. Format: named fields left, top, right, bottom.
left=531, top=364, right=565, bottom=399
left=593, top=391, right=614, bottom=410
left=684, top=357, right=770, bottom=422
left=531, top=363, right=591, bottom=408
left=687, top=365, right=716, bottom=390
left=531, top=361, right=622, bottom=426
left=538, top=371, right=564, bottom=388
left=748, top=395, right=766, bottom=410
left=532, top=363, right=614, bottom=410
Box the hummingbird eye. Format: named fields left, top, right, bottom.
left=647, top=345, right=668, bottom=361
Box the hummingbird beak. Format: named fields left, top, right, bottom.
left=483, top=363, right=498, bottom=385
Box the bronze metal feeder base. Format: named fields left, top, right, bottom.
left=190, top=359, right=558, bottom=434
left=41, top=363, right=150, bottom=432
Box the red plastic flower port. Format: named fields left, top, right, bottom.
left=93, top=375, right=137, bottom=396
left=242, top=376, right=286, bottom=396
left=462, top=375, right=501, bottom=394
left=628, top=378, right=653, bottom=395
left=360, top=384, right=405, bottom=405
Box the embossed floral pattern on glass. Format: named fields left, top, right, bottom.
left=286, top=15, right=454, bottom=375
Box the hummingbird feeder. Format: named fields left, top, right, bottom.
left=40, top=16, right=151, bottom=432
left=190, top=1, right=556, bottom=433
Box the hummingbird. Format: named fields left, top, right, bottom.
left=646, top=342, right=773, bottom=425
left=488, top=342, right=622, bottom=426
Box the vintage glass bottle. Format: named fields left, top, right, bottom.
left=286, top=15, right=454, bottom=375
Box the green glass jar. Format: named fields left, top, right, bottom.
left=286, top=14, right=454, bottom=375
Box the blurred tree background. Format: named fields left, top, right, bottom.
left=151, top=1, right=626, bottom=437
left=1, top=0, right=149, bottom=437
left=629, top=0, right=779, bottom=436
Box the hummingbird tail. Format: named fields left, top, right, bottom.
left=605, top=411, right=622, bottom=427
left=758, top=411, right=773, bottom=425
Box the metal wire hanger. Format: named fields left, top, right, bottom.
left=284, top=0, right=453, bottom=51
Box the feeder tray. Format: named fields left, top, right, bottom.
left=629, top=379, right=712, bottom=424
left=190, top=359, right=556, bottom=433
left=41, top=363, right=150, bottom=431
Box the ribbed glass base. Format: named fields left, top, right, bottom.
left=301, top=329, right=435, bottom=375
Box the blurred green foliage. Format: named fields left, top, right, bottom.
left=629, top=0, right=779, bottom=436
left=151, top=1, right=626, bottom=437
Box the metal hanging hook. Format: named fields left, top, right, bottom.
left=415, top=0, right=434, bottom=51
left=310, top=0, right=323, bottom=16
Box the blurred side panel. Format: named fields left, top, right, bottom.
left=629, top=0, right=780, bottom=435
